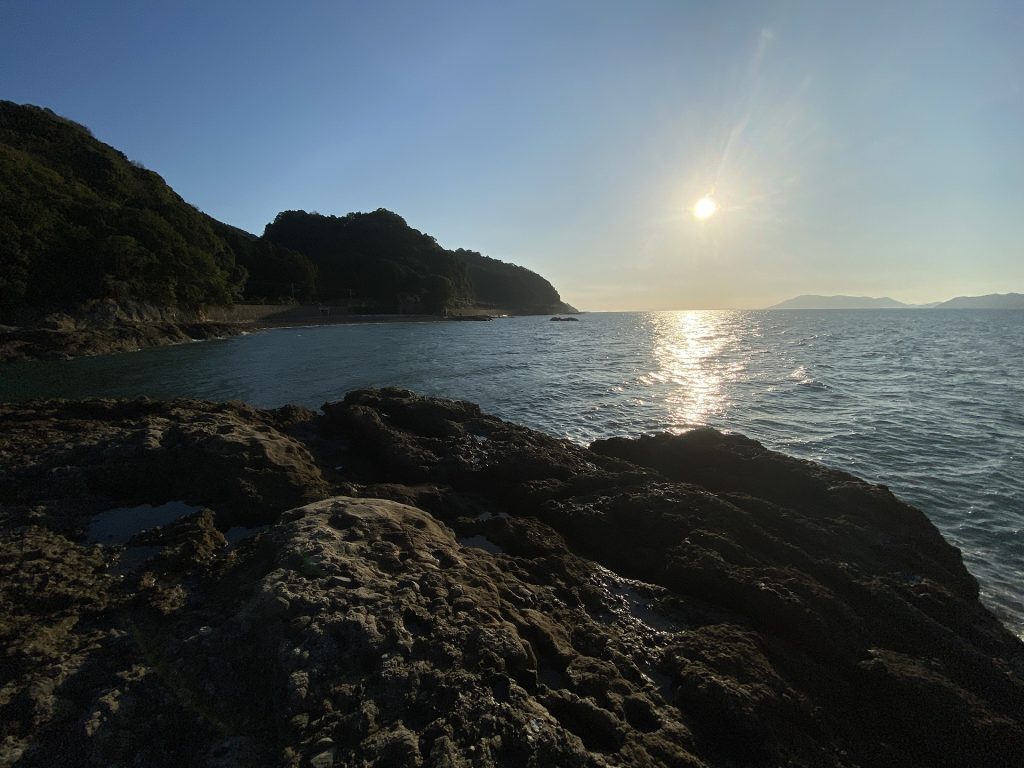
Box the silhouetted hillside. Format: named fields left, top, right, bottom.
left=0, top=100, right=332, bottom=318
left=262, top=209, right=470, bottom=312
left=264, top=210, right=573, bottom=314
left=454, top=248, right=567, bottom=313
left=0, top=101, right=572, bottom=320
left=207, top=219, right=317, bottom=302
left=0, top=101, right=242, bottom=320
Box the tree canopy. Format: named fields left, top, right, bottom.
left=0, top=101, right=241, bottom=319
left=263, top=209, right=570, bottom=313
left=262, top=209, right=471, bottom=311
left=0, top=101, right=572, bottom=321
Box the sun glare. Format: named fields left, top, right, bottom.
left=692, top=195, right=718, bottom=220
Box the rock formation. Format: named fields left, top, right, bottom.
left=1, top=389, right=1021, bottom=767
left=0, top=317, right=242, bottom=362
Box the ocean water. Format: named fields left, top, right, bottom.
left=2, top=310, right=1022, bottom=636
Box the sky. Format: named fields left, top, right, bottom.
left=3, top=0, right=1022, bottom=310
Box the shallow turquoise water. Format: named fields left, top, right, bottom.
left=2, top=310, right=1022, bottom=636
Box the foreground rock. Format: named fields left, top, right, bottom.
left=1, top=389, right=1021, bottom=767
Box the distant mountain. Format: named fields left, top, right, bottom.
left=932, top=293, right=1024, bottom=309
left=767, top=293, right=1024, bottom=310
left=768, top=295, right=911, bottom=310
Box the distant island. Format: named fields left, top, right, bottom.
left=768, top=293, right=1024, bottom=310
left=768, top=295, right=912, bottom=310
left=0, top=101, right=574, bottom=360
left=931, top=293, right=1024, bottom=309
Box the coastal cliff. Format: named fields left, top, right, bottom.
left=1, top=390, right=1021, bottom=766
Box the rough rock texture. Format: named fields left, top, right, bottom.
left=0, top=320, right=242, bottom=362
left=0, top=398, right=328, bottom=530
left=1, top=388, right=1021, bottom=767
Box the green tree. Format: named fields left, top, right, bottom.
left=423, top=274, right=455, bottom=314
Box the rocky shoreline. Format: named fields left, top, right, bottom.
left=1, top=389, right=1022, bottom=767
left=0, top=300, right=250, bottom=363
left=0, top=308, right=509, bottom=364
left=0, top=320, right=245, bottom=363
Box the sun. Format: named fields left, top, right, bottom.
left=692, top=195, right=719, bottom=220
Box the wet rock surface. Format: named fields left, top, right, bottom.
left=1, top=388, right=1021, bottom=767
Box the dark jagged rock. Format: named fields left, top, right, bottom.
left=0, top=318, right=242, bottom=362
left=0, top=398, right=328, bottom=531
left=0, top=390, right=1021, bottom=767
left=0, top=298, right=245, bottom=362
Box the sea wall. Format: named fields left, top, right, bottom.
left=0, top=390, right=1021, bottom=766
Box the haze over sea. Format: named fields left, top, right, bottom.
left=3, top=309, right=1022, bottom=636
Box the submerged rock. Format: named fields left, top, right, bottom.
left=0, top=389, right=1021, bottom=767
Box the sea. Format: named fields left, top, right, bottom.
left=2, top=310, right=1022, bottom=638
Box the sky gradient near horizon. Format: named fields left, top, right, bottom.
left=3, top=1, right=1022, bottom=310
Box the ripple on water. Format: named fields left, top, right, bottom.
left=2, top=310, right=1022, bottom=637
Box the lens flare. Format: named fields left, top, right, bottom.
left=692, top=195, right=719, bottom=220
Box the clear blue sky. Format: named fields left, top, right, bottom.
left=3, top=1, right=1022, bottom=309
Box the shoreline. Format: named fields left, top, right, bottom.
left=0, top=309, right=521, bottom=364
left=250, top=312, right=450, bottom=328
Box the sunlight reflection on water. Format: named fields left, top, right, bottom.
left=645, top=310, right=742, bottom=430
left=1, top=310, right=1021, bottom=637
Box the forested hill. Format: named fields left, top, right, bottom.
left=0, top=101, right=572, bottom=321
left=263, top=210, right=572, bottom=314
left=0, top=101, right=243, bottom=319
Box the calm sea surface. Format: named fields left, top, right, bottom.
left=2, top=310, right=1022, bottom=637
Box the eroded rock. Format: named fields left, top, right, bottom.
left=0, top=390, right=1021, bottom=767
